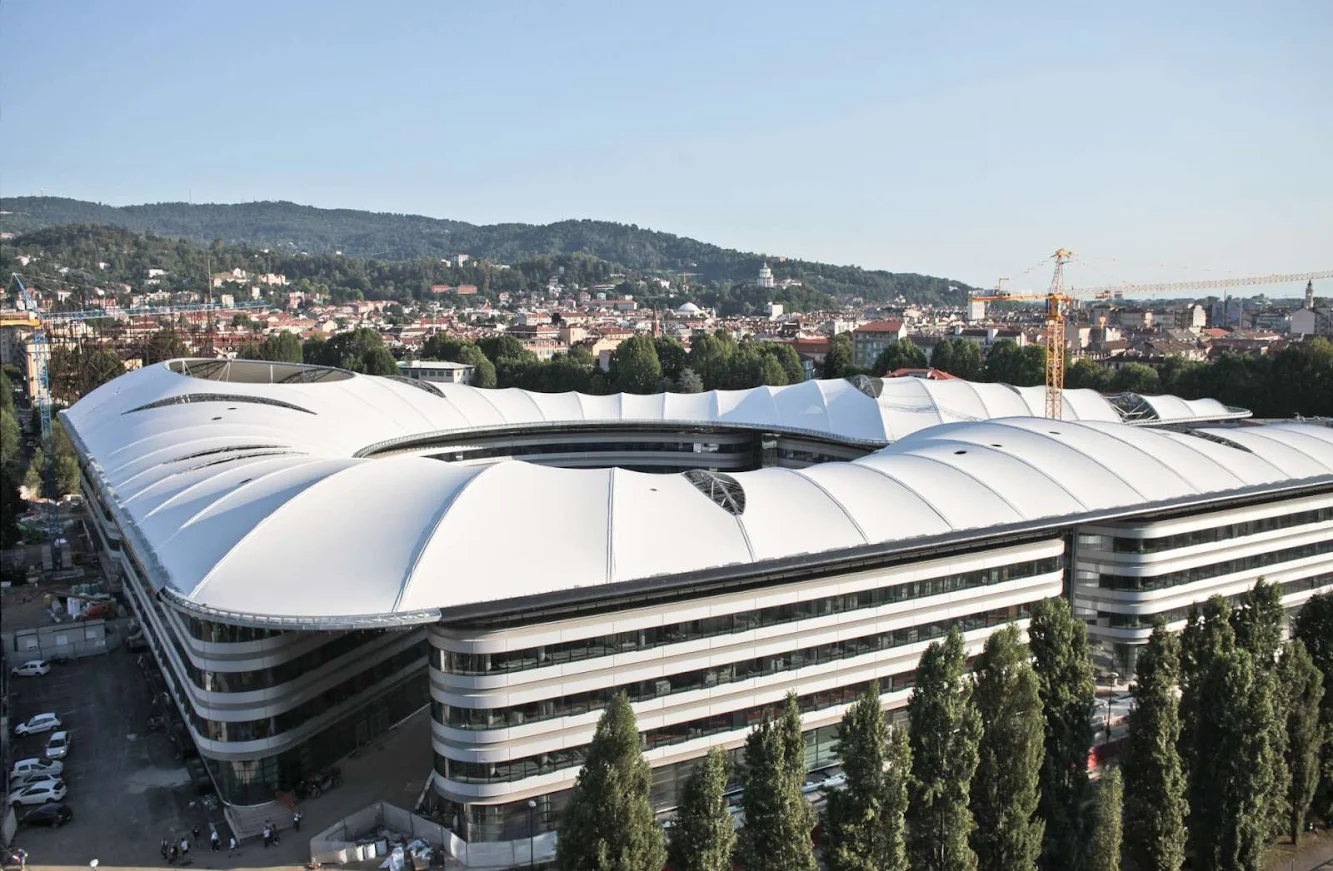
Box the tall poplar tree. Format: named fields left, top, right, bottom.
left=823, top=683, right=909, bottom=871
left=1292, top=592, right=1333, bottom=821
left=1087, top=767, right=1124, bottom=871
left=971, top=624, right=1045, bottom=871
left=739, top=693, right=816, bottom=871
left=1279, top=639, right=1325, bottom=844
left=907, top=625, right=982, bottom=871
left=668, top=748, right=735, bottom=871
left=556, top=693, right=666, bottom=871
left=1190, top=647, right=1280, bottom=871
left=1123, top=622, right=1188, bottom=871
left=1232, top=578, right=1291, bottom=840
left=1027, top=596, right=1096, bottom=870
left=1179, top=596, right=1236, bottom=793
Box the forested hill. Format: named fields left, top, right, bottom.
left=0, top=196, right=973, bottom=304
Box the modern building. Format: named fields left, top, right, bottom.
left=61, top=359, right=1333, bottom=862
left=398, top=360, right=476, bottom=385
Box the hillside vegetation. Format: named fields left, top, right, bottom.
left=0, top=196, right=973, bottom=304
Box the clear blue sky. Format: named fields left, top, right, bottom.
left=2, top=1, right=1329, bottom=289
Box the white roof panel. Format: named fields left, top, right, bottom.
left=57, top=361, right=1326, bottom=625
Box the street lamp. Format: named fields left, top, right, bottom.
left=1104, top=672, right=1120, bottom=745
left=527, top=799, right=537, bottom=869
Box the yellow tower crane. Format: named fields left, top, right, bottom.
left=969, top=252, right=1333, bottom=419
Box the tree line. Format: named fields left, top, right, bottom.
left=554, top=588, right=1333, bottom=871
left=871, top=335, right=1333, bottom=419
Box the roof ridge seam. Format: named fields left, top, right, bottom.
left=394, top=463, right=495, bottom=613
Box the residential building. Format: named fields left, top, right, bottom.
left=398, top=360, right=476, bottom=385
left=852, top=319, right=906, bottom=368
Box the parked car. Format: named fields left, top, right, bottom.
left=10, top=758, right=62, bottom=779
left=9, top=772, right=61, bottom=790
left=45, top=731, right=70, bottom=760
left=20, top=803, right=72, bottom=828
left=10, top=660, right=50, bottom=678
left=8, top=780, right=66, bottom=807
left=14, top=713, right=62, bottom=736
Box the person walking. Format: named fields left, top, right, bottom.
left=293, top=810, right=303, bottom=832
left=228, top=836, right=239, bottom=857
left=160, top=838, right=169, bottom=861
left=179, top=837, right=190, bottom=862
left=210, top=828, right=220, bottom=852
left=262, top=824, right=272, bottom=848
left=167, top=844, right=178, bottom=865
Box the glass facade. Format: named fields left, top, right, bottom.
left=432, top=605, right=1027, bottom=785
left=436, top=555, right=1062, bottom=676
left=205, top=670, right=431, bottom=806
left=189, top=641, right=430, bottom=743
left=437, top=604, right=1030, bottom=730
left=171, top=627, right=388, bottom=692
left=1099, top=539, right=1333, bottom=592
left=1109, top=506, right=1333, bottom=554
left=181, top=615, right=282, bottom=644
left=1098, top=574, right=1331, bottom=628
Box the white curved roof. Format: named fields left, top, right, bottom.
left=62, top=361, right=1325, bottom=625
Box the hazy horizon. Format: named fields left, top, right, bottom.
left=1, top=1, right=1329, bottom=291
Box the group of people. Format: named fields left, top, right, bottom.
left=161, top=825, right=241, bottom=864
left=158, top=835, right=192, bottom=865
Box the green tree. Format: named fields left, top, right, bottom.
left=1190, top=647, right=1281, bottom=871
left=477, top=333, right=536, bottom=367
left=0, top=369, right=13, bottom=416
left=1123, top=622, right=1188, bottom=871
left=766, top=342, right=805, bottom=384
left=668, top=748, right=735, bottom=871
left=556, top=693, right=665, bottom=871
left=1110, top=363, right=1162, bottom=394
left=1087, top=767, right=1124, bottom=871
left=1231, top=578, right=1286, bottom=669
left=306, top=327, right=399, bottom=375
left=23, top=447, right=45, bottom=495
left=0, top=408, right=22, bottom=481
left=143, top=325, right=188, bottom=364
left=257, top=332, right=304, bottom=363
left=55, top=454, right=79, bottom=496
left=1027, top=596, right=1096, bottom=870
left=1231, top=578, right=1291, bottom=839
left=872, top=340, right=927, bottom=375
left=823, top=683, right=909, bottom=871
left=231, top=313, right=254, bottom=329
left=739, top=693, right=816, bottom=871
left=970, top=624, right=1045, bottom=871
left=653, top=337, right=688, bottom=383
left=674, top=367, right=704, bottom=394
left=982, top=340, right=1045, bottom=386
left=931, top=337, right=984, bottom=380
left=1278, top=639, right=1325, bottom=843
left=610, top=336, right=663, bottom=394
left=49, top=344, right=124, bottom=402
left=1179, top=596, right=1236, bottom=783
left=1065, top=358, right=1112, bottom=391
left=1292, top=593, right=1333, bottom=821
left=457, top=344, right=497, bottom=388
left=907, top=625, right=982, bottom=871
left=822, top=334, right=856, bottom=379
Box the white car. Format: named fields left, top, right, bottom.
left=8, top=780, right=67, bottom=807
left=45, top=731, right=70, bottom=760
left=10, top=758, right=63, bottom=779
left=10, top=771, right=61, bottom=790
left=10, top=660, right=50, bottom=678
left=14, top=713, right=62, bottom=736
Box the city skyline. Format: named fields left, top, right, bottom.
left=1, top=1, right=1330, bottom=288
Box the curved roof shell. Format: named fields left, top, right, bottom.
left=62, top=361, right=1327, bottom=627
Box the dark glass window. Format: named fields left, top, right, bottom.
left=436, top=555, right=1062, bottom=676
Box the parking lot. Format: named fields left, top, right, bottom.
left=7, top=647, right=217, bottom=870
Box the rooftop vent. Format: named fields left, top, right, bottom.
left=683, top=470, right=747, bottom=516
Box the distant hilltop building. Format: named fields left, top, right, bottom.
left=1291, top=280, right=1332, bottom=338
left=757, top=262, right=775, bottom=289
